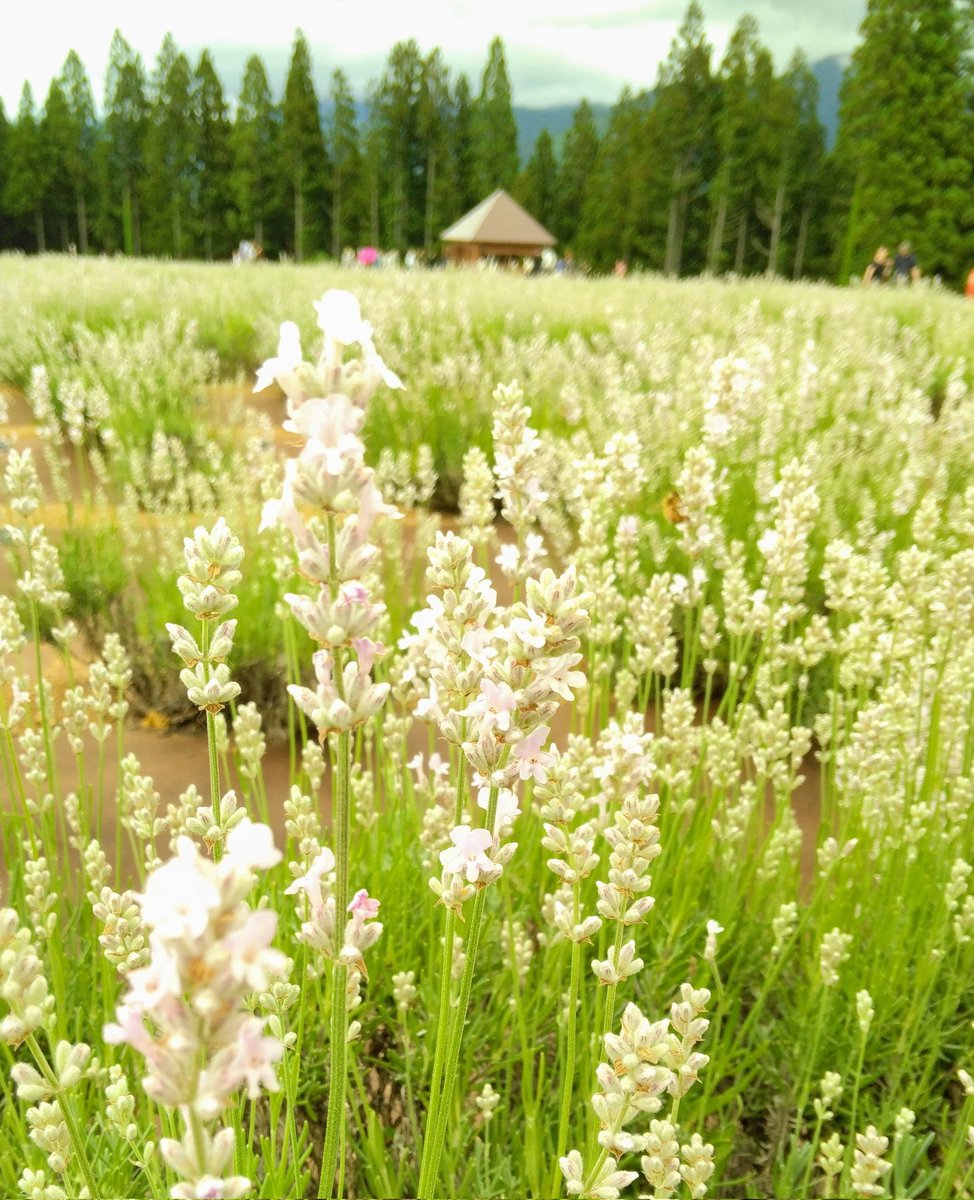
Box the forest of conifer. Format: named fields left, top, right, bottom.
left=1, top=0, right=972, bottom=285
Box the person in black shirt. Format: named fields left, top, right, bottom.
left=892, top=242, right=920, bottom=284
left=863, top=246, right=890, bottom=286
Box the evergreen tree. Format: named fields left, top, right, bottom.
left=785, top=55, right=827, bottom=278
left=362, top=111, right=382, bottom=247
left=280, top=30, right=329, bottom=260
left=471, top=37, right=519, bottom=195
left=833, top=0, right=973, bottom=281
left=371, top=40, right=426, bottom=248
left=149, top=40, right=190, bottom=256
left=0, top=100, right=9, bottom=250
left=706, top=15, right=768, bottom=274
left=329, top=68, right=364, bottom=256
left=193, top=50, right=234, bottom=259
left=231, top=55, right=279, bottom=249
left=577, top=88, right=649, bottom=271
left=754, top=52, right=825, bottom=278
left=4, top=84, right=47, bottom=251
left=736, top=43, right=783, bottom=275
left=556, top=99, right=600, bottom=250
left=59, top=50, right=98, bottom=253
left=419, top=49, right=454, bottom=253
left=143, top=34, right=196, bottom=256
left=517, top=129, right=558, bottom=233
left=648, top=2, right=718, bottom=275
left=104, top=30, right=150, bottom=254
left=445, top=73, right=477, bottom=219
left=40, top=78, right=75, bottom=250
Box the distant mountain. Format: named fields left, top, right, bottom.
left=513, top=103, right=611, bottom=161
left=512, top=56, right=845, bottom=162
left=811, top=55, right=846, bottom=148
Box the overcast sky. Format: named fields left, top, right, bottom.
left=1, top=0, right=864, bottom=114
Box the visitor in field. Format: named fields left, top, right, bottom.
left=863, top=245, right=890, bottom=285
left=965, top=266, right=974, bottom=298
left=233, top=240, right=257, bottom=265
left=892, top=242, right=920, bottom=284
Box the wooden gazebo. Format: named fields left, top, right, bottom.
left=441, top=190, right=556, bottom=264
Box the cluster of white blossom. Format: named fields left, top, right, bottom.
left=257, top=292, right=400, bottom=738
left=104, top=821, right=285, bottom=1199
left=561, top=985, right=713, bottom=1200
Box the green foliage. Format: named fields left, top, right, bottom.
left=1, top=9, right=973, bottom=285
left=371, top=40, right=428, bottom=250
left=3, top=84, right=47, bottom=249
left=707, top=15, right=771, bottom=274
left=447, top=74, right=478, bottom=219
left=418, top=49, right=454, bottom=254
left=0, top=100, right=8, bottom=250
left=778, top=52, right=827, bottom=278
left=555, top=100, right=600, bottom=251
left=39, top=79, right=74, bottom=252
left=833, top=0, right=974, bottom=283
left=5, top=265, right=974, bottom=1198
left=193, top=50, right=234, bottom=261
left=645, top=1, right=719, bottom=275
left=230, top=55, right=280, bottom=251
left=471, top=37, right=520, bottom=196
left=280, top=30, right=329, bottom=261
left=577, top=88, right=650, bottom=270
left=516, top=129, right=558, bottom=235
left=103, top=30, right=150, bottom=255
left=59, top=50, right=99, bottom=254
left=60, top=525, right=129, bottom=622
left=143, top=34, right=196, bottom=258
left=329, top=68, right=365, bottom=256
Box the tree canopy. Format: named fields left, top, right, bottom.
left=2, top=9, right=973, bottom=287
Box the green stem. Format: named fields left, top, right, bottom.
left=28, top=599, right=59, bottom=804
left=114, top=708, right=125, bottom=887
left=585, top=921, right=625, bottom=1162
left=188, top=1105, right=209, bottom=1179
left=26, top=1034, right=98, bottom=1199
left=400, top=1013, right=422, bottom=1165
left=418, top=882, right=489, bottom=1199
left=844, top=1033, right=868, bottom=1183
left=423, top=745, right=469, bottom=1155
left=318, top=727, right=351, bottom=1199
left=424, top=905, right=456, bottom=1157
left=285, top=940, right=310, bottom=1187
left=502, top=877, right=540, bottom=1196
left=418, top=786, right=500, bottom=1199
left=1, top=718, right=36, bottom=855
left=799, top=1111, right=826, bottom=1200
left=206, top=711, right=222, bottom=856
left=551, top=883, right=583, bottom=1195
left=599, top=922, right=626, bottom=1047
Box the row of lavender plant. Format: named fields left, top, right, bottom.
left=9, top=261, right=974, bottom=739
left=3, top=287, right=974, bottom=1199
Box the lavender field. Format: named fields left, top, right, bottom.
left=2, top=258, right=974, bottom=1199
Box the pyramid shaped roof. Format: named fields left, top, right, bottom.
left=441, top=190, right=556, bottom=247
